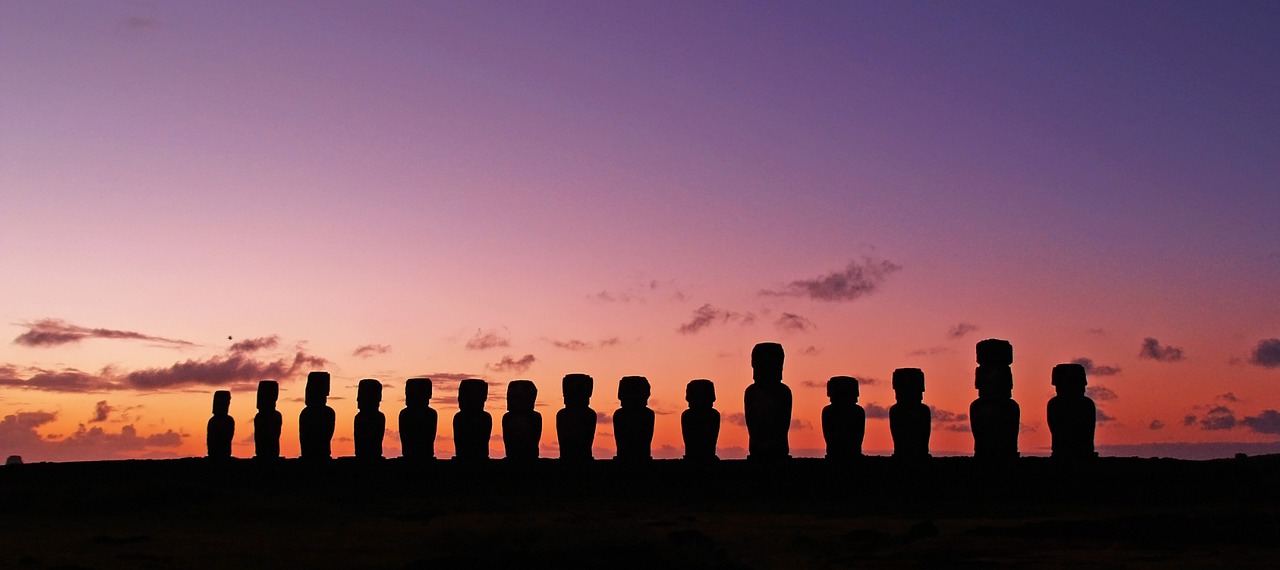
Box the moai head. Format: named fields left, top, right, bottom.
left=562, top=373, right=594, bottom=408
left=305, top=371, right=330, bottom=407
left=826, top=376, right=859, bottom=405
left=357, top=378, right=382, bottom=411
left=751, top=342, right=784, bottom=383
left=618, top=376, right=651, bottom=408
left=686, top=379, right=716, bottom=409
left=975, top=366, right=1014, bottom=398
left=405, top=378, right=432, bottom=408
left=256, top=380, right=279, bottom=411
left=892, top=368, right=925, bottom=403
left=507, top=380, right=537, bottom=412
left=212, top=390, right=231, bottom=415
left=976, top=339, right=1014, bottom=367
left=1051, top=363, right=1088, bottom=397
left=458, top=379, right=488, bottom=412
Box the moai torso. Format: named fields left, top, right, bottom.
left=556, top=373, right=597, bottom=461
left=613, top=376, right=655, bottom=461
left=1048, top=363, right=1097, bottom=459
left=399, top=378, right=438, bottom=459
left=745, top=343, right=792, bottom=460
left=299, top=371, right=336, bottom=459
left=502, top=380, right=542, bottom=460
left=682, top=379, right=720, bottom=460
left=453, top=379, right=492, bottom=460
left=354, top=379, right=385, bottom=459
left=822, top=376, right=865, bottom=460
left=889, top=368, right=931, bottom=459
left=254, top=380, right=282, bottom=459
left=206, top=390, right=234, bottom=459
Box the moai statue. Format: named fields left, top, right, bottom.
left=556, top=373, right=597, bottom=461
left=502, top=380, right=542, bottom=460
left=354, top=378, right=385, bottom=459
left=682, top=379, right=720, bottom=460
left=744, top=342, right=792, bottom=460
left=299, top=371, right=336, bottom=460
left=613, top=376, right=655, bottom=461
left=889, top=368, right=931, bottom=459
left=1048, top=363, right=1097, bottom=459
left=822, top=376, right=865, bottom=460
left=206, top=390, right=234, bottom=459
left=399, top=378, right=438, bottom=460
left=453, top=379, right=492, bottom=460
left=969, top=339, right=1020, bottom=459
left=253, top=380, right=282, bottom=459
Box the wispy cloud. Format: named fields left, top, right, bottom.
left=352, top=344, right=391, bottom=358
left=1071, top=357, right=1122, bottom=377
left=1085, top=385, right=1118, bottom=401
left=549, top=337, right=621, bottom=351
left=465, top=330, right=510, bottom=351
left=12, top=318, right=194, bottom=349
left=947, top=322, right=978, bottom=339
left=1138, top=337, right=1185, bottom=362
left=677, top=304, right=755, bottom=335
left=487, top=354, right=535, bottom=374
left=230, top=335, right=279, bottom=353
left=759, top=257, right=901, bottom=302
left=1199, top=406, right=1237, bottom=430
left=906, top=346, right=948, bottom=357
left=89, top=400, right=112, bottom=423
left=775, top=313, right=815, bottom=333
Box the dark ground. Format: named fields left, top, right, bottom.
left=1, top=455, right=1277, bottom=568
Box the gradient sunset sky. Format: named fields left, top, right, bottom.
left=2, top=1, right=1278, bottom=462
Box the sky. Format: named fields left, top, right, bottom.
left=2, top=1, right=1278, bottom=462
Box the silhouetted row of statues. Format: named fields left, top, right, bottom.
left=207, top=340, right=1099, bottom=461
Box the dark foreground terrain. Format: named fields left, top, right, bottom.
left=1, top=455, right=1277, bottom=568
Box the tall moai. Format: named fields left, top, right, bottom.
left=206, top=390, right=234, bottom=459
left=1048, top=363, right=1097, bottom=459
left=253, top=380, right=282, bottom=459
left=889, top=368, right=931, bottom=459
left=556, top=373, right=597, bottom=461
left=502, top=380, right=542, bottom=460
left=613, top=376, right=655, bottom=461
left=354, top=378, right=385, bottom=459
left=299, top=371, right=336, bottom=460
left=969, top=339, right=1020, bottom=459
left=822, top=376, right=865, bottom=460
left=744, top=342, right=792, bottom=460
left=682, top=379, right=720, bottom=460
left=399, top=378, right=438, bottom=459
left=453, top=379, right=492, bottom=460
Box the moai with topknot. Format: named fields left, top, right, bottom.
left=1048, top=363, right=1097, bottom=459
left=299, top=371, right=336, bottom=460
left=354, top=378, right=385, bottom=459
left=613, top=376, right=655, bottom=461
left=822, top=376, right=865, bottom=460
left=682, top=379, right=720, bottom=460
left=254, top=380, right=282, bottom=459
left=502, top=380, right=542, bottom=460
left=207, top=390, right=234, bottom=459
left=556, top=373, right=597, bottom=461
left=453, top=379, right=492, bottom=460
left=399, top=378, right=438, bottom=459
left=970, top=339, right=1020, bottom=459
left=889, top=368, right=931, bottom=459
left=745, top=342, right=792, bottom=460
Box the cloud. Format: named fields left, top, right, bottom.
left=864, top=403, right=890, bottom=420
left=1241, top=410, right=1280, bottom=435
left=1199, top=406, right=1237, bottom=431
left=230, top=335, right=280, bottom=353
left=352, top=344, right=391, bottom=358
left=1183, top=414, right=1197, bottom=426
left=487, top=354, right=535, bottom=374
left=590, top=291, right=638, bottom=303
left=90, top=401, right=113, bottom=423
left=1085, top=386, right=1118, bottom=401
left=800, top=346, right=821, bottom=356
left=947, top=323, right=978, bottom=339
left=0, top=347, right=327, bottom=393
left=1217, top=392, right=1240, bottom=403
left=1138, top=337, right=1185, bottom=362
left=906, top=346, right=948, bottom=357
left=759, top=257, right=901, bottom=302
left=677, top=304, right=755, bottom=335
left=1249, top=339, right=1280, bottom=369
left=12, top=318, right=194, bottom=348
left=800, top=376, right=878, bottom=389
left=775, top=313, right=815, bottom=333
left=1096, top=408, right=1116, bottom=423
left=725, top=413, right=747, bottom=427
left=1071, top=357, right=1122, bottom=377
left=1149, top=419, right=1164, bottom=430
left=791, top=419, right=812, bottom=431
left=931, top=408, right=969, bottom=423
left=549, top=337, right=620, bottom=351
left=465, top=330, right=510, bottom=351
left=0, top=410, right=183, bottom=462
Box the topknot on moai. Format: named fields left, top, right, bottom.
left=254, top=380, right=282, bottom=459
left=300, top=371, right=337, bottom=460
left=890, top=368, right=931, bottom=459
left=454, top=379, right=492, bottom=460
left=207, top=390, right=234, bottom=459
left=557, top=373, right=597, bottom=461
left=682, top=379, right=720, bottom=460
left=399, top=378, right=438, bottom=460
left=745, top=342, right=793, bottom=460
left=614, top=376, right=655, bottom=461
left=502, top=380, right=542, bottom=461
left=822, top=376, right=865, bottom=460
left=354, top=378, right=385, bottom=459
left=969, top=340, right=1019, bottom=460
left=1048, top=363, right=1097, bottom=459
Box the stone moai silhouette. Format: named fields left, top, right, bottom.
left=556, top=373, right=597, bottom=461
left=1048, top=363, right=1097, bottom=459
left=299, top=371, right=336, bottom=460
left=613, top=376, right=655, bottom=461
left=745, top=342, right=792, bottom=460
left=253, top=380, right=282, bottom=459
left=399, top=378, right=438, bottom=459
left=682, top=379, right=720, bottom=460
left=206, top=390, right=234, bottom=459
left=970, top=339, right=1020, bottom=459
left=889, top=368, right=931, bottom=459
left=354, top=378, right=385, bottom=459
left=453, top=379, right=492, bottom=459
left=502, top=380, right=542, bottom=460
left=822, top=376, right=865, bottom=460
